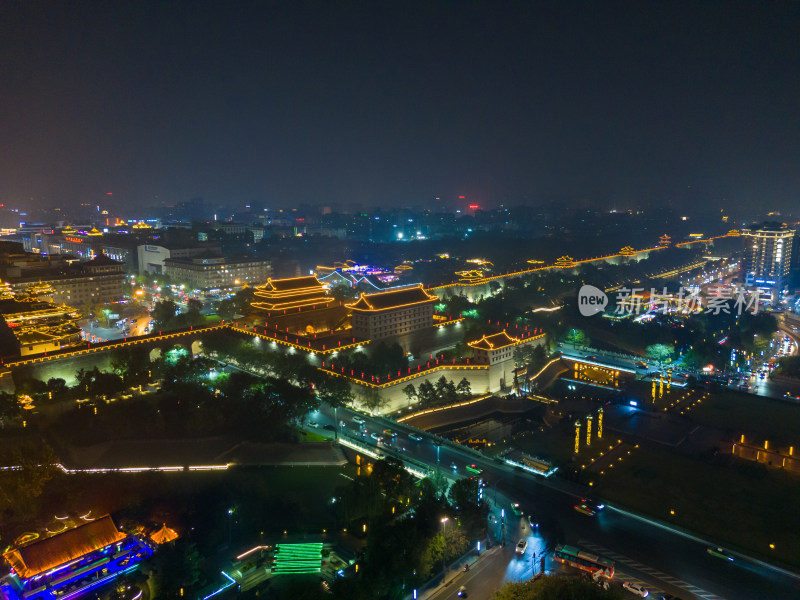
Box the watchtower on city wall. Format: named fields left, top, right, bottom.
left=346, top=330, right=547, bottom=414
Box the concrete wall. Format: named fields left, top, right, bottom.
left=349, top=366, right=492, bottom=414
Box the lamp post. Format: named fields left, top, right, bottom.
left=440, top=517, right=449, bottom=579
left=227, top=508, right=234, bottom=545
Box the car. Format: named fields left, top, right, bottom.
left=784, top=392, right=800, bottom=401
left=635, top=360, right=647, bottom=368
left=308, top=422, right=320, bottom=429
left=370, top=432, right=381, bottom=441
left=450, top=462, right=458, bottom=470
left=408, top=433, right=423, bottom=441
left=382, top=428, right=398, bottom=437
left=352, top=417, right=366, bottom=425
left=580, top=497, right=605, bottom=511
left=323, top=424, right=336, bottom=432
left=515, top=539, right=527, bottom=555
left=465, top=463, right=482, bottom=474
left=659, top=595, right=685, bottom=600
left=622, top=581, right=649, bottom=597
left=510, top=502, right=523, bottom=517
left=457, top=586, right=467, bottom=598
left=706, top=546, right=734, bottom=561
left=574, top=502, right=597, bottom=516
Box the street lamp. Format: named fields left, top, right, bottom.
left=227, top=508, right=234, bottom=545
left=440, top=517, right=449, bottom=579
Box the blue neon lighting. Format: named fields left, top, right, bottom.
left=202, top=571, right=236, bottom=600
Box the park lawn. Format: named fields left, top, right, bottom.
left=684, top=388, right=800, bottom=445
left=593, top=443, right=800, bottom=568
left=299, top=429, right=330, bottom=442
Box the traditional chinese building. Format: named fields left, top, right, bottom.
left=468, top=329, right=546, bottom=391
left=348, top=284, right=438, bottom=340
left=250, top=275, right=347, bottom=335
left=252, top=276, right=333, bottom=311
left=468, top=331, right=523, bottom=365
left=0, top=515, right=153, bottom=600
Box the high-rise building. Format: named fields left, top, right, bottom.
left=741, top=222, right=795, bottom=299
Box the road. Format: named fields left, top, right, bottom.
left=313, top=405, right=800, bottom=600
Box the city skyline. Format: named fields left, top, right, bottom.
left=1, top=2, right=799, bottom=212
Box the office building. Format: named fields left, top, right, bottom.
left=163, top=255, right=271, bottom=292
left=741, top=222, right=795, bottom=299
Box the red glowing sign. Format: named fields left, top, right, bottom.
left=458, top=195, right=465, bottom=199
left=468, top=204, right=479, bottom=210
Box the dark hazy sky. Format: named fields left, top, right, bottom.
left=1, top=1, right=798, bottom=212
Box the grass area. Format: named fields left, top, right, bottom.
left=593, top=443, right=800, bottom=567
left=683, top=388, right=800, bottom=445
left=299, top=429, right=330, bottom=442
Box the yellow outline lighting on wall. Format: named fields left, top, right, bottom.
left=347, top=284, right=438, bottom=312
left=467, top=330, right=521, bottom=351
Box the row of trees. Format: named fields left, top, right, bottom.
left=402, top=376, right=472, bottom=408
left=151, top=298, right=206, bottom=331
left=330, top=459, right=487, bottom=599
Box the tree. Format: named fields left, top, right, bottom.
left=529, top=344, right=548, bottom=371
left=455, top=378, right=471, bottom=398
left=646, top=343, right=673, bottom=368
left=316, top=375, right=354, bottom=407
left=0, top=442, right=59, bottom=517
left=150, top=539, right=204, bottom=598
left=447, top=477, right=487, bottom=537
left=46, top=378, right=68, bottom=400
left=216, top=298, right=236, bottom=320
left=565, top=328, right=589, bottom=349
left=402, top=383, right=417, bottom=404
left=357, top=387, right=388, bottom=413
left=152, top=299, right=179, bottom=330
left=494, top=575, right=622, bottom=600
left=418, top=380, right=436, bottom=406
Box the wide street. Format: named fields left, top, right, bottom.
left=314, top=405, right=800, bottom=600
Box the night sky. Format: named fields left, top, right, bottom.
left=1, top=1, right=798, bottom=212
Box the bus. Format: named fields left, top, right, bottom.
left=554, top=544, right=614, bottom=579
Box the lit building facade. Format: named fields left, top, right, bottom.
left=348, top=285, right=438, bottom=340
left=0, top=515, right=153, bottom=600
left=163, top=255, right=271, bottom=292
left=741, top=222, right=795, bottom=299
left=137, top=243, right=219, bottom=275
left=4, top=255, right=126, bottom=307
left=0, top=294, right=82, bottom=356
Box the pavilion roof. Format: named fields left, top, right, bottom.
left=347, top=285, right=437, bottom=311
left=3, top=515, right=125, bottom=580
left=467, top=330, right=520, bottom=351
